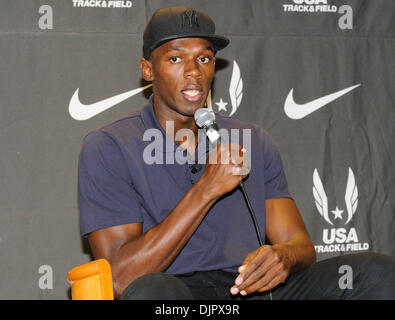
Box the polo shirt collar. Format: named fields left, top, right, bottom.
left=140, top=95, right=211, bottom=162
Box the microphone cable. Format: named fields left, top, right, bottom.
left=240, top=176, right=273, bottom=300
left=239, top=180, right=264, bottom=247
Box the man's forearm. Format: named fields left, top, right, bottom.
left=111, top=177, right=217, bottom=297
left=275, top=233, right=316, bottom=273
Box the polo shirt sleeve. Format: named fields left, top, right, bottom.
left=78, top=130, right=143, bottom=237
left=261, top=130, right=293, bottom=200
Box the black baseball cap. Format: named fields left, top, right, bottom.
left=143, top=6, right=230, bottom=59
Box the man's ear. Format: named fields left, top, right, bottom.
left=140, top=58, right=154, bottom=81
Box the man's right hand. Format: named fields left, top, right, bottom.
left=199, top=143, right=250, bottom=200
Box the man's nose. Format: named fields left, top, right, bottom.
left=184, top=59, right=202, bottom=78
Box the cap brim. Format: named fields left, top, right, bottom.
left=148, top=34, right=230, bottom=58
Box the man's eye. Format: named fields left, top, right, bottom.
left=200, top=57, right=212, bottom=63
left=169, top=56, right=181, bottom=63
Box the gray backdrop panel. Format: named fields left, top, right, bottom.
left=0, top=0, right=393, bottom=299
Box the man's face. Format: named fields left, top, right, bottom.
left=141, top=37, right=216, bottom=119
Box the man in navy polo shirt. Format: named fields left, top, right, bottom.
left=78, top=6, right=395, bottom=300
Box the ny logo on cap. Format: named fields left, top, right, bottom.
left=181, top=10, right=199, bottom=28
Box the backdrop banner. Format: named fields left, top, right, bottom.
left=0, top=0, right=394, bottom=299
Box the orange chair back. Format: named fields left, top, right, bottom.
left=67, top=259, right=114, bottom=300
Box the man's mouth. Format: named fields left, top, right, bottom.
left=181, top=89, right=203, bottom=102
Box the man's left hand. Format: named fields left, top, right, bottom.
left=230, top=244, right=296, bottom=296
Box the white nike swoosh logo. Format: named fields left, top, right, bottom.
left=69, top=84, right=152, bottom=120
left=284, top=84, right=361, bottom=120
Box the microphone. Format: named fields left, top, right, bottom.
left=194, top=108, right=222, bottom=145
left=194, top=108, right=264, bottom=246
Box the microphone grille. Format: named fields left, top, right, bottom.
left=194, top=108, right=216, bottom=128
